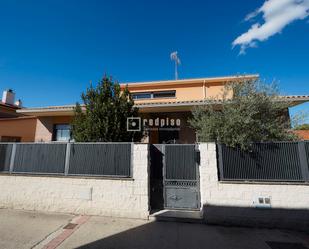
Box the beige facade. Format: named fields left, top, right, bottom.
left=0, top=117, right=37, bottom=142
left=34, top=116, right=72, bottom=142
left=0, top=116, right=72, bottom=142
left=121, top=75, right=245, bottom=104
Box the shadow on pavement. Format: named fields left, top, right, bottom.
left=203, top=205, right=309, bottom=232
left=75, top=212, right=309, bottom=249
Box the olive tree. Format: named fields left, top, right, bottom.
left=189, top=78, right=297, bottom=150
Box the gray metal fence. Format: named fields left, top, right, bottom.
left=13, top=144, right=67, bottom=174
left=0, top=142, right=132, bottom=177
left=68, top=143, right=132, bottom=177
left=0, top=144, right=13, bottom=172
left=165, top=145, right=197, bottom=180
left=217, top=142, right=309, bottom=182
left=305, top=142, right=309, bottom=163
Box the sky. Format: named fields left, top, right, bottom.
left=0, top=0, right=308, bottom=121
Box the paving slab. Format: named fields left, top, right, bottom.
left=58, top=216, right=147, bottom=249
left=0, top=208, right=73, bottom=249
left=1, top=208, right=309, bottom=249
left=59, top=215, right=309, bottom=249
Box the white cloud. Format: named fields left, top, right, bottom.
left=233, top=0, right=309, bottom=54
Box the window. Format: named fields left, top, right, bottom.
left=132, top=90, right=176, bottom=100
left=132, top=92, right=152, bottom=100
left=53, top=124, right=71, bottom=142
left=153, top=91, right=176, bottom=98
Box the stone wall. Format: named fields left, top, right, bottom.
left=199, top=143, right=309, bottom=230
left=0, top=144, right=149, bottom=219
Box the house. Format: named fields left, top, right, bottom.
left=293, top=130, right=309, bottom=140
left=0, top=90, right=31, bottom=142
left=0, top=89, right=22, bottom=118
left=1, top=75, right=308, bottom=143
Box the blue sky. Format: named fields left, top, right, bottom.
left=0, top=0, right=308, bottom=120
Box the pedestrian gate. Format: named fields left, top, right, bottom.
left=150, top=144, right=200, bottom=210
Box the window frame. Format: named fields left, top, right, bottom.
left=152, top=90, right=176, bottom=99
left=131, top=92, right=152, bottom=100
left=131, top=90, right=176, bottom=100
left=52, top=124, right=71, bottom=142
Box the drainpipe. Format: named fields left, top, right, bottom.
left=203, top=80, right=206, bottom=99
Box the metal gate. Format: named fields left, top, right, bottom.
left=163, top=144, right=200, bottom=210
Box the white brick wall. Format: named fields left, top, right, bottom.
left=199, top=143, right=309, bottom=210
left=0, top=144, right=149, bottom=219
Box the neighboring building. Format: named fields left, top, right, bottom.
left=1, top=75, right=309, bottom=143
left=0, top=116, right=37, bottom=142
left=294, top=130, right=309, bottom=140
left=0, top=89, right=22, bottom=118
left=0, top=89, right=27, bottom=142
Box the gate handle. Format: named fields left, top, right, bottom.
left=169, top=195, right=182, bottom=201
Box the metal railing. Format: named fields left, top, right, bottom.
left=0, top=142, right=132, bottom=178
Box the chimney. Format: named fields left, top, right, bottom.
left=2, top=89, right=15, bottom=105
left=15, top=99, right=22, bottom=108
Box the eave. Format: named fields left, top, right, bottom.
left=16, top=95, right=309, bottom=116
left=120, top=75, right=259, bottom=89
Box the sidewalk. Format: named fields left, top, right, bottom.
left=0, top=209, right=73, bottom=249
left=0, top=208, right=308, bottom=249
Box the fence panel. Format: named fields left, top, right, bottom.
left=165, top=145, right=197, bottom=180
left=305, top=142, right=309, bottom=167
left=218, top=142, right=308, bottom=182
left=0, top=143, right=13, bottom=172
left=68, top=143, right=131, bottom=177
left=13, top=144, right=66, bottom=174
